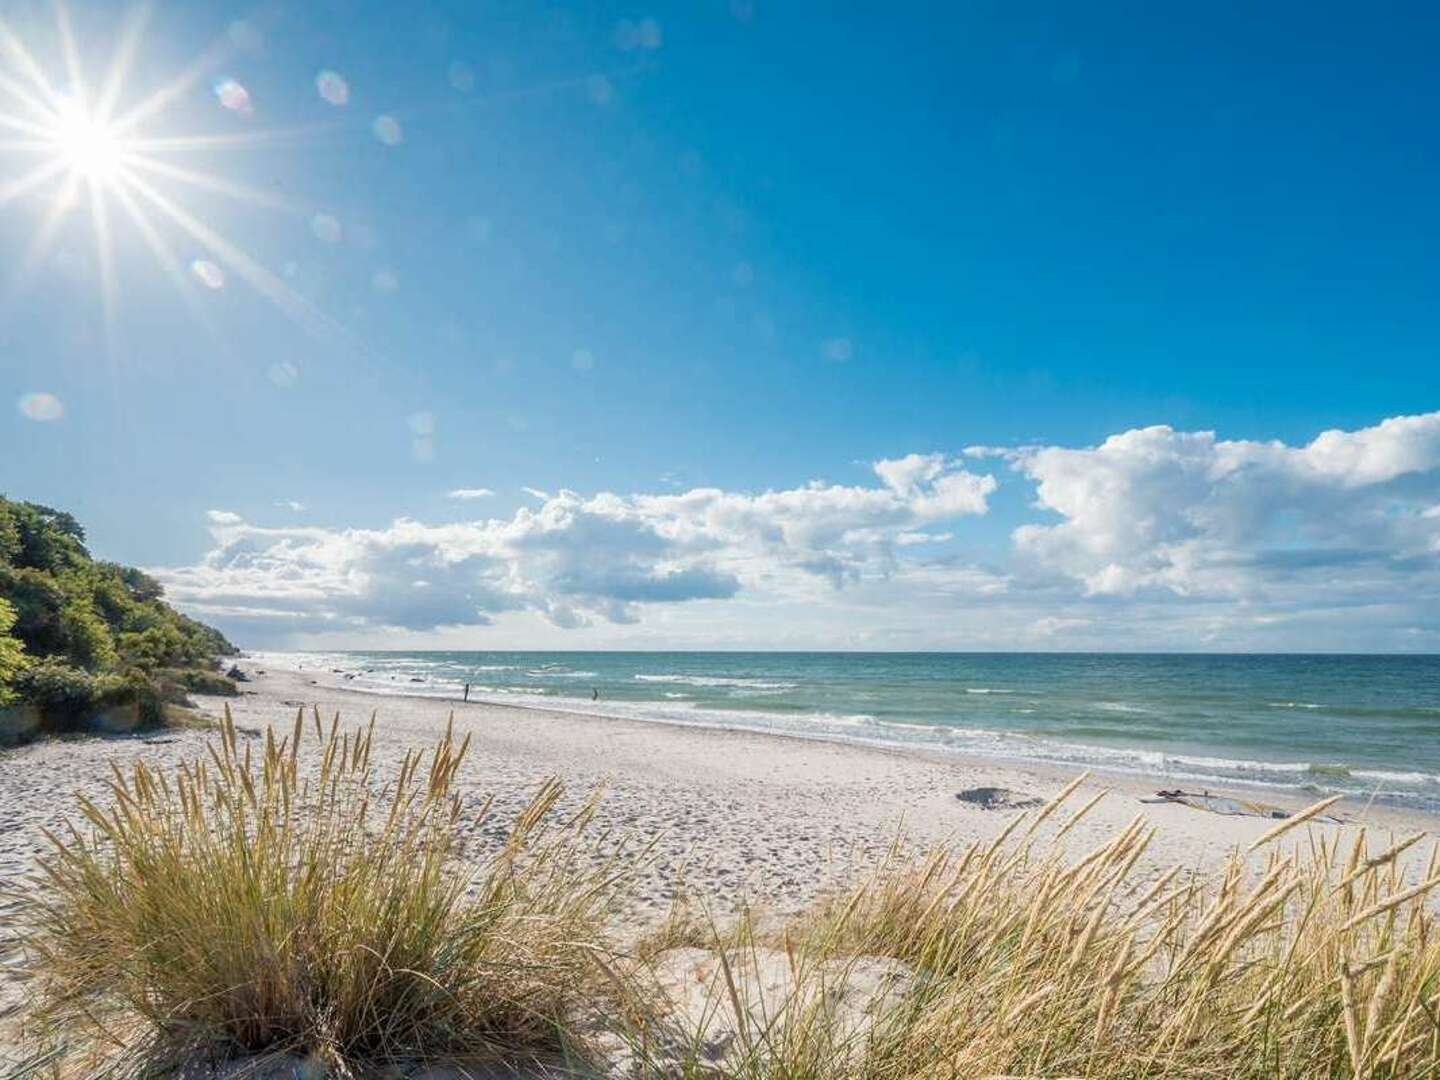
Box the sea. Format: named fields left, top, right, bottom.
left=250, top=651, right=1440, bottom=811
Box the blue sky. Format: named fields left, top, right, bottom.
left=4, top=0, right=1440, bottom=650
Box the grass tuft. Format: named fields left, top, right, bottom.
left=635, top=788, right=1440, bottom=1078
left=17, top=705, right=627, bottom=1076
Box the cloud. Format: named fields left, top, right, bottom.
left=157, top=455, right=999, bottom=639
left=447, top=488, right=494, bottom=500
left=274, top=500, right=305, bottom=512
left=157, top=414, right=1440, bottom=650
left=1010, top=412, right=1440, bottom=603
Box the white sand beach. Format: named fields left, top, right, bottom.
left=4, top=658, right=1440, bottom=1069
left=6, top=659, right=1437, bottom=925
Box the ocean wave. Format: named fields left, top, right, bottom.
left=240, top=650, right=1440, bottom=810
left=634, top=674, right=799, bottom=690
left=1352, top=769, right=1440, bottom=786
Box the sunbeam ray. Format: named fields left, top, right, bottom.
left=0, top=137, right=54, bottom=151
left=127, top=124, right=336, bottom=154
left=111, top=173, right=214, bottom=332
left=53, top=1, right=90, bottom=108
left=0, top=18, right=63, bottom=110
left=123, top=153, right=304, bottom=213
left=125, top=171, right=354, bottom=348
left=0, top=156, right=67, bottom=206
left=0, top=69, right=59, bottom=123
left=88, top=178, right=119, bottom=354
left=0, top=111, right=56, bottom=138
left=109, top=37, right=231, bottom=137
left=94, top=3, right=152, bottom=124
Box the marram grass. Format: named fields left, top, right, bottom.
left=13, top=710, right=1440, bottom=1078
left=629, top=781, right=1440, bottom=1079
left=17, top=705, right=630, bottom=1076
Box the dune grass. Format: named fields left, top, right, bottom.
left=16, top=706, right=629, bottom=1076
left=13, top=710, right=1440, bottom=1078
left=626, top=781, right=1440, bottom=1078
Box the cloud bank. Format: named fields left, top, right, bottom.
left=160, top=454, right=998, bottom=639
left=156, top=414, right=1440, bottom=650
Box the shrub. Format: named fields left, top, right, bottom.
left=12, top=658, right=128, bottom=717
left=159, top=665, right=239, bottom=697
left=3, top=659, right=168, bottom=736
left=21, top=707, right=629, bottom=1075
left=0, top=596, right=27, bottom=706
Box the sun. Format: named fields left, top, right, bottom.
left=50, top=97, right=128, bottom=183
left=0, top=4, right=345, bottom=351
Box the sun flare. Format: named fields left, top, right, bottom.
left=0, top=5, right=340, bottom=350
left=50, top=97, right=127, bottom=182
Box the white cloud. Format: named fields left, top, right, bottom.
left=274, top=500, right=305, bottom=511
left=157, top=414, right=1440, bottom=650
left=1030, top=616, right=1092, bottom=638
left=873, top=452, right=946, bottom=496
left=1011, top=413, right=1440, bottom=603
left=447, top=488, right=494, bottom=500
left=158, top=455, right=999, bottom=639
left=895, top=531, right=953, bottom=546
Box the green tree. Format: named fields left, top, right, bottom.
left=0, top=502, right=21, bottom=566
left=59, top=598, right=117, bottom=671
left=0, top=597, right=28, bottom=706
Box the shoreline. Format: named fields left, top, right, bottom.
left=221, top=659, right=1440, bottom=850
left=253, top=651, right=1440, bottom=816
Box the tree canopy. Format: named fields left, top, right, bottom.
left=0, top=495, right=237, bottom=731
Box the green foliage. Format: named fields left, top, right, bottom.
left=0, top=495, right=237, bottom=737
left=0, top=597, right=27, bottom=706
left=57, top=597, right=118, bottom=670
left=12, top=658, right=128, bottom=715
left=157, top=666, right=240, bottom=698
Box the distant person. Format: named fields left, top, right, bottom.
left=592, top=687, right=599, bottom=701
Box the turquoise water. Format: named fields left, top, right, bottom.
left=257, top=651, right=1440, bottom=809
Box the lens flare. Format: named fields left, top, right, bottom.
left=0, top=7, right=362, bottom=361
left=17, top=392, right=64, bottom=421
left=190, top=258, right=224, bottom=288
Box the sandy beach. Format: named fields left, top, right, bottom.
left=5, top=658, right=1440, bottom=1069
left=6, top=658, right=1438, bottom=925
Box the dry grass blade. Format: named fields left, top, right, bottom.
left=14, top=707, right=630, bottom=1076
left=1247, top=794, right=1345, bottom=852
